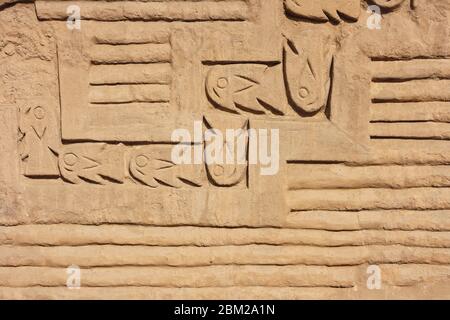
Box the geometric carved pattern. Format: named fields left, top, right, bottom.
left=369, top=58, right=450, bottom=141
left=2, top=0, right=450, bottom=300
left=129, top=146, right=205, bottom=188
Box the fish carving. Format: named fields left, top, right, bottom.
left=59, top=143, right=124, bottom=184
left=206, top=64, right=285, bottom=116
left=283, top=31, right=334, bottom=114
left=129, top=146, right=204, bottom=188
left=204, top=115, right=248, bottom=187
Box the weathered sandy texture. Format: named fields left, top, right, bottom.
left=1, top=0, right=450, bottom=300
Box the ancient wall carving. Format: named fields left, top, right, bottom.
left=0, top=0, right=450, bottom=299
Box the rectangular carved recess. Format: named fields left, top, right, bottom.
left=12, top=0, right=288, bottom=230
left=49, top=7, right=258, bottom=186
left=21, top=0, right=275, bottom=199
left=88, top=36, right=172, bottom=107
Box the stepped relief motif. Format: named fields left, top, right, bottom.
left=129, top=146, right=205, bottom=188
left=18, top=104, right=59, bottom=178
left=369, top=58, right=450, bottom=141
left=205, top=31, right=334, bottom=117
left=56, top=26, right=176, bottom=142
left=59, top=144, right=125, bottom=184
left=87, top=34, right=172, bottom=107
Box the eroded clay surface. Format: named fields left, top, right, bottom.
left=1, top=0, right=450, bottom=299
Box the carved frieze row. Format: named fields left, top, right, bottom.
left=15, top=0, right=437, bottom=191
left=19, top=112, right=249, bottom=188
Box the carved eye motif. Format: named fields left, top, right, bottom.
left=63, top=153, right=79, bottom=167
left=135, top=155, right=149, bottom=168
left=33, top=106, right=46, bottom=120
left=217, top=77, right=229, bottom=89
left=206, top=68, right=236, bottom=113
left=213, top=164, right=225, bottom=177
left=59, top=152, right=81, bottom=183
left=299, top=87, right=310, bottom=99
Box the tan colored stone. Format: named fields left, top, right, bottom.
left=1, top=0, right=450, bottom=300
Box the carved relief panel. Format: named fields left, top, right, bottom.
left=2, top=0, right=450, bottom=300
left=6, top=0, right=450, bottom=227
